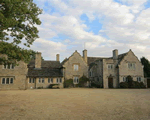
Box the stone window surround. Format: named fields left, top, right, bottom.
left=128, top=63, right=135, bottom=70
left=56, top=78, right=62, bottom=83
left=107, top=64, right=113, bottom=69
left=137, top=77, right=141, bottom=82
left=39, top=78, right=45, bottom=83
left=29, top=78, right=35, bottom=83
left=3, top=64, right=15, bottom=69
left=1, top=77, right=14, bottom=84
left=48, top=78, right=53, bottom=83
left=73, top=76, right=79, bottom=84
left=72, top=63, right=80, bottom=71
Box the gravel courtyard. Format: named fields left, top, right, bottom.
left=0, top=88, right=150, bottom=120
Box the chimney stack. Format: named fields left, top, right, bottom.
left=35, top=52, right=41, bottom=68
left=83, top=49, right=87, bottom=63
left=113, top=49, right=118, bottom=60
left=56, top=54, right=60, bottom=61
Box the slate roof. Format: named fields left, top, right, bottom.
left=87, top=57, right=110, bottom=65
left=28, top=60, right=62, bottom=68
left=27, top=68, right=63, bottom=77
left=27, top=60, right=63, bottom=77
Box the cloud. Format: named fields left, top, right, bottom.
left=30, top=0, right=150, bottom=61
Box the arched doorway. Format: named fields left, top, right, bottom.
left=108, top=77, right=113, bottom=88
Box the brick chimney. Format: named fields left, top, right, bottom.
left=113, top=49, right=118, bottom=60
left=83, top=49, right=87, bottom=63
left=56, top=54, right=60, bottom=61
left=35, top=52, right=41, bottom=68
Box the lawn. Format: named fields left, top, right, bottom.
left=0, top=88, right=150, bottom=120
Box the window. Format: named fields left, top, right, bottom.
left=128, top=63, right=135, bottom=69
left=2, top=78, right=5, bottom=84
left=6, top=78, right=9, bottom=84
left=60, top=78, right=62, bottom=83
left=57, top=78, right=59, bottom=83
left=33, top=78, right=35, bottom=83
left=1, top=78, right=14, bottom=84
left=108, top=64, right=113, bottom=69
left=29, top=78, right=35, bottom=83
left=3, top=64, right=15, bottom=69
left=90, top=71, right=92, bottom=77
left=137, top=77, right=141, bottom=82
left=42, top=78, right=45, bottom=83
left=74, top=65, right=79, bottom=71
left=10, top=78, right=13, bottom=84
left=39, top=78, right=41, bottom=83
left=73, top=77, right=79, bottom=84
left=29, top=78, right=32, bottom=83
left=123, top=77, right=126, bottom=82
left=48, top=78, right=53, bottom=83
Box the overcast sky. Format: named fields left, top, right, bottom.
left=29, top=0, right=150, bottom=62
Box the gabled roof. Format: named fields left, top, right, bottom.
left=27, top=60, right=63, bottom=77
left=87, top=57, right=111, bottom=65
left=117, top=52, right=128, bottom=65
left=28, top=60, right=62, bottom=68
left=27, top=68, right=63, bottom=77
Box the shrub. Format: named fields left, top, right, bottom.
left=119, top=82, right=128, bottom=88
left=90, top=82, right=101, bottom=88
left=64, top=79, right=74, bottom=88
left=37, top=86, right=43, bottom=89
left=48, top=84, right=59, bottom=88
left=78, top=75, right=90, bottom=87
left=139, top=82, right=146, bottom=88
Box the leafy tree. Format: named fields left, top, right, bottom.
left=140, top=57, right=150, bottom=77
left=0, top=0, right=42, bottom=64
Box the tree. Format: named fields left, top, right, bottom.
left=0, top=0, right=42, bottom=64
left=140, top=57, right=150, bottom=77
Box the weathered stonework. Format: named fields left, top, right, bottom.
left=62, top=51, right=88, bottom=80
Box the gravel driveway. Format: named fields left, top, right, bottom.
left=0, top=88, right=150, bottom=120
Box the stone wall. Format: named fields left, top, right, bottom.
left=0, top=61, right=28, bottom=90
left=26, top=77, right=64, bottom=89
left=63, top=51, right=88, bottom=80
left=119, top=51, right=144, bottom=83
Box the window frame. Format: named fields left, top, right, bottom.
left=108, top=64, right=113, bottom=69
left=73, top=77, right=79, bottom=84
left=42, top=78, right=45, bottom=83
left=128, top=63, right=135, bottom=70
left=74, top=64, right=79, bottom=71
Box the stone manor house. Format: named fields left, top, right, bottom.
left=0, top=49, right=146, bottom=89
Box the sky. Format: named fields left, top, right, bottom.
left=27, top=0, right=150, bottom=62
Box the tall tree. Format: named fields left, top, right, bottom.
left=140, top=57, right=150, bottom=77
left=0, top=0, right=42, bottom=64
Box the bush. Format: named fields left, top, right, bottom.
left=119, top=81, right=146, bottom=89
left=78, top=75, right=90, bottom=87
left=64, top=79, right=74, bottom=88
left=90, top=82, right=101, bottom=88
left=48, top=84, right=59, bottom=88
left=119, top=82, right=128, bottom=88
left=37, top=86, right=43, bottom=89
left=139, top=82, right=146, bottom=88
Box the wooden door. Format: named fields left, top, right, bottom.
left=108, top=78, right=113, bottom=88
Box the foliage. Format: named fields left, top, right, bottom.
left=119, top=76, right=146, bottom=88
left=48, top=84, right=59, bottom=89
left=37, top=86, right=43, bottom=89
left=140, top=57, right=150, bottom=77
left=0, top=42, right=43, bottom=65
left=90, top=82, right=101, bottom=88
left=119, top=82, right=128, bottom=88
left=77, top=75, right=90, bottom=87
left=63, top=79, right=74, bottom=88
left=0, top=0, right=42, bottom=63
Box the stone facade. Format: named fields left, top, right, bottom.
left=0, top=49, right=145, bottom=89
left=62, top=50, right=88, bottom=83
left=89, top=49, right=145, bottom=88
left=0, top=61, right=28, bottom=90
